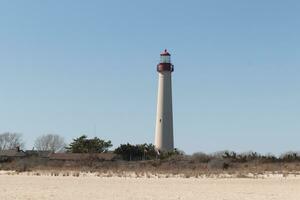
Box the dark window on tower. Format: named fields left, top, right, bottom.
left=160, top=119, right=162, bottom=123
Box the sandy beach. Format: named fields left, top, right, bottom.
left=0, top=173, right=300, bottom=200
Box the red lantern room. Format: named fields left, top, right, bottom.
left=157, top=49, right=174, bottom=72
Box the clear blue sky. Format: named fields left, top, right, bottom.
left=0, top=0, right=299, bottom=154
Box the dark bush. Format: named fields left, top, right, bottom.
left=280, top=152, right=300, bottom=162
left=114, top=143, right=157, bottom=161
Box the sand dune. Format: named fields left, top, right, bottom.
left=0, top=173, right=299, bottom=200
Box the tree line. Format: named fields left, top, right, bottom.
left=0, top=132, right=181, bottom=161
left=3, top=132, right=299, bottom=162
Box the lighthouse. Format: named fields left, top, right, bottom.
left=155, top=49, right=174, bottom=151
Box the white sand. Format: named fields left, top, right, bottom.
left=0, top=173, right=300, bottom=200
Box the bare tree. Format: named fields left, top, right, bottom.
left=34, top=134, right=65, bottom=153
left=0, top=132, right=24, bottom=150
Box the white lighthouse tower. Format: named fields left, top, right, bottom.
left=155, top=49, right=174, bottom=151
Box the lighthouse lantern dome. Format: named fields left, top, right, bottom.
left=160, top=49, right=171, bottom=64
